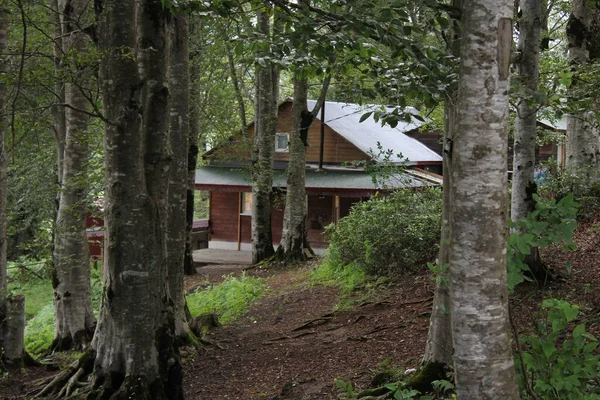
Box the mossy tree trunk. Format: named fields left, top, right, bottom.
left=167, top=11, right=193, bottom=341
left=450, top=1, right=520, bottom=397
left=0, top=0, right=14, bottom=365
left=183, top=21, right=201, bottom=277
left=51, top=0, right=96, bottom=352
left=90, top=1, right=182, bottom=398
left=251, top=6, right=278, bottom=264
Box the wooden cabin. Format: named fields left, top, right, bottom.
left=196, top=100, right=443, bottom=253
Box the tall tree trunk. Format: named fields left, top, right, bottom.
left=51, top=0, right=96, bottom=352
left=512, top=0, right=541, bottom=222
left=184, top=21, right=200, bottom=277
left=0, top=0, right=13, bottom=364
left=512, top=0, right=545, bottom=280
left=277, top=76, right=310, bottom=262
left=422, top=105, right=454, bottom=369
left=421, top=0, right=462, bottom=376
left=251, top=6, right=277, bottom=264
left=50, top=0, right=66, bottom=191
left=91, top=1, right=182, bottom=397
left=167, top=12, right=192, bottom=341
left=450, top=1, right=520, bottom=398
left=566, top=0, right=600, bottom=178
left=277, top=70, right=330, bottom=262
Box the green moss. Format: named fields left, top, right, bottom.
left=24, top=303, right=55, bottom=356
left=186, top=274, right=266, bottom=324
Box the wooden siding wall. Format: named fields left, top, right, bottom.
left=209, top=102, right=371, bottom=164
left=210, top=191, right=240, bottom=242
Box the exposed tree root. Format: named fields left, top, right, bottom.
left=36, top=350, right=95, bottom=398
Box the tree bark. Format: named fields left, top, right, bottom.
left=450, top=1, right=520, bottom=398
left=422, top=0, right=461, bottom=372
left=565, top=0, right=600, bottom=178
left=184, top=21, right=200, bottom=277
left=167, top=12, right=192, bottom=341
left=422, top=105, right=454, bottom=368
left=51, top=0, right=96, bottom=352
left=277, top=76, right=311, bottom=262
left=91, top=1, right=182, bottom=398
left=0, top=0, right=10, bottom=364
left=251, top=6, right=277, bottom=264
left=277, top=70, right=330, bottom=262
left=512, top=0, right=541, bottom=222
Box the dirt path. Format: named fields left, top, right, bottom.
left=183, top=266, right=433, bottom=399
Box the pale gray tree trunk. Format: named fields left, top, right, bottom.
left=566, top=0, right=600, bottom=178
left=167, top=12, right=192, bottom=341
left=422, top=106, right=454, bottom=369
left=512, top=0, right=541, bottom=223
left=91, top=1, right=182, bottom=397
left=251, top=6, right=277, bottom=264
left=51, top=0, right=96, bottom=351
left=277, top=72, right=330, bottom=262
left=450, top=1, right=520, bottom=398
left=421, top=0, right=461, bottom=373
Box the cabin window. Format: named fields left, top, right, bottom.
left=241, top=192, right=253, bottom=215
left=275, top=133, right=289, bottom=152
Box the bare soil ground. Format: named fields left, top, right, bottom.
left=2, top=217, right=600, bottom=400
left=184, top=266, right=432, bottom=399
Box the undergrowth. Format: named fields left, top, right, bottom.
left=311, top=245, right=384, bottom=310
left=186, top=274, right=267, bottom=324
left=20, top=266, right=103, bottom=357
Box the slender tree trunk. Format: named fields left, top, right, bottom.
left=51, top=0, right=96, bottom=352
left=226, top=41, right=247, bottom=137
left=90, top=1, right=182, bottom=397
left=512, top=0, right=541, bottom=222
left=167, top=12, right=192, bottom=341
left=251, top=6, right=277, bottom=264
left=277, top=76, right=310, bottom=262
left=277, top=71, right=330, bottom=262
left=566, top=0, right=600, bottom=178
left=450, top=1, right=520, bottom=398
left=50, top=0, right=66, bottom=191
left=184, top=22, right=200, bottom=277
left=423, top=106, right=454, bottom=368
left=421, top=0, right=461, bottom=376
left=0, top=0, right=12, bottom=364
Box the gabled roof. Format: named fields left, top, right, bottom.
left=307, top=100, right=442, bottom=165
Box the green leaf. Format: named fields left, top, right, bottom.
left=542, top=341, right=556, bottom=357
left=359, top=111, right=373, bottom=123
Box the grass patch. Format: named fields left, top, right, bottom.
left=17, top=265, right=104, bottom=358
left=311, top=246, right=384, bottom=310
left=186, top=274, right=267, bottom=324
left=24, top=303, right=55, bottom=356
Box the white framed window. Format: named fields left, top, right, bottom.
left=275, top=132, right=289, bottom=152
left=241, top=192, right=253, bottom=215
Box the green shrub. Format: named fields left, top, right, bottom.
left=24, top=303, right=55, bottom=357
left=539, top=164, right=600, bottom=220
left=518, top=299, right=600, bottom=400
left=507, top=194, right=578, bottom=291
left=325, top=188, right=442, bottom=277
left=186, top=274, right=266, bottom=324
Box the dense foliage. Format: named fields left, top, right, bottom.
left=325, top=188, right=442, bottom=277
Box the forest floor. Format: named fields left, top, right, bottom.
left=1, top=215, right=600, bottom=400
